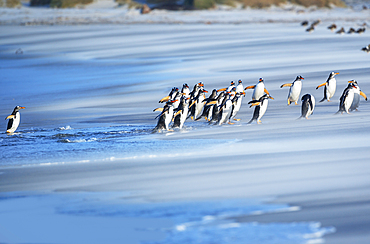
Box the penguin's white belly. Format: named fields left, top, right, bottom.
left=344, top=90, right=355, bottom=113
left=179, top=106, right=189, bottom=129
left=252, top=84, right=264, bottom=100
left=164, top=107, right=174, bottom=130
left=194, top=101, right=205, bottom=119
left=7, top=112, right=20, bottom=133
left=258, top=100, right=268, bottom=120
left=219, top=102, right=232, bottom=125
left=327, top=79, right=336, bottom=99
left=288, top=82, right=302, bottom=102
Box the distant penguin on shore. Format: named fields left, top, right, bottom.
left=5, top=106, right=25, bottom=133
left=300, top=94, right=315, bottom=119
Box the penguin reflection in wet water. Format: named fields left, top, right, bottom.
left=5, top=106, right=25, bottom=133
left=300, top=94, right=315, bottom=119
left=247, top=94, right=274, bottom=124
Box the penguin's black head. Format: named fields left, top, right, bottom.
left=259, top=78, right=264, bottom=82
left=297, top=75, right=304, bottom=80
left=238, top=80, right=242, bottom=84
left=14, top=106, right=25, bottom=112
left=183, top=83, right=189, bottom=88
left=230, top=81, right=235, bottom=85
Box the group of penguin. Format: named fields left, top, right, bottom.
left=302, top=19, right=367, bottom=35
left=153, top=71, right=368, bottom=132
left=4, top=72, right=367, bottom=134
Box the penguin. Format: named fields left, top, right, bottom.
left=316, top=72, right=339, bottom=102
left=235, top=79, right=244, bottom=94
left=300, top=94, right=315, bottom=119
left=337, top=83, right=356, bottom=114
left=301, top=20, right=309, bottom=26
left=348, top=27, right=356, bottom=34
left=197, top=89, right=217, bottom=121
left=181, top=83, right=190, bottom=98
left=190, top=89, right=208, bottom=120
left=280, top=75, right=304, bottom=105
left=347, top=80, right=367, bottom=111
left=336, top=27, right=345, bottom=34
left=312, top=19, right=321, bottom=27
left=153, top=100, right=177, bottom=132
left=172, top=97, right=190, bottom=129
left=217, top=93, right=234, bottom=125
left=361, top=44, right=370, bottom=53
left=356, top=27, right=366, bottom=34
left=189, top=82, right=204, bottom=118
left=5, top=106, right=25, bottom=133
left=247, top=94, right=274, bottom=124
left=328, top=24, right=337, bottom=31
left=159, top=87, right=179, bottom=103
left=208, top=91, right=226, bottom=124
left=229, top=90, right=245, bottom=123
left=306, top=25, right=315, bottom=33
left=245, top=78, right=270, bottom=100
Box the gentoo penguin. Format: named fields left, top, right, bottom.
left=208, top=91, right=225, bottom=123
left=217, top=81, right=235, bottom=93
left=247, top=94, right=274, bottom=124
left=312, top=19, right=321, bottom=27
left=337, top=83, right=356, bottom=114
left=361, top=44, right=370, bottom=53
left=197, top=89, right=217, bottom=121
left=153, top=100, right=177, bottom=132
left=348, top=27, right=356, bottom=34
left=356, top=27, right=366, bottom=34
left=306, top=25, right=315, bottom=33
left=159, top=87, right=179, bottom=103
left=280, top=75, right=304, bottom=105
left=300, top=94, right=315, bottom=119
left=336, top=27, right=345, bottom=34
left=172, top=97, right=190, bottom=129
left=5, top=106, right=25, bottom=133
left=347, top=80, right=367, bottom=111
left=229, top=90, right=245, bottom=123
left=189, top=82, right=204, bottom=118
left=316, top=72, right=339, bottom=102
left=181, top=83, right=190, bottom=98
left=217, top=93, right=234, bottom=125
left=328, top=24, right=337, bottom=31
left=301, top=20, right=309, bottom=26
left=245, top=78, right=270, bottom=100
left=236, top=80, right=244, bottom=94
left=190, top=89, right=208, bottom=120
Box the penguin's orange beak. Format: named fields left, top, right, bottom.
left=19, top=107, right=25, bottom=109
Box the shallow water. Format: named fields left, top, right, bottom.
left=0, top=124, right=229, bottom=166
left=0, top=192, right=335, bottom=244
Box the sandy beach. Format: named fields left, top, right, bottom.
left=1, top=4, right=370, bottom=244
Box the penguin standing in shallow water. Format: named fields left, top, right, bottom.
left=280, top=75, right=304, bottom=105
left=229, top=89, right=245, bottom=123
left=300, top=94, right=315, bottom=119
left=247, top=94, right=274, bottom=124
left=153, top=100, right=177, bottom=132
left=5, top=106, right=25, bottom=133
left=316, top=72, right=339, bottom=102
left=208, top=92, right=225, bottom=124
left=172, top=97, right=190, bottom=129
left=245, top=78, right=270, bottom=100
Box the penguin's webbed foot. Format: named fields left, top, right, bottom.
left=233, top=118, right=241, bottom=121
